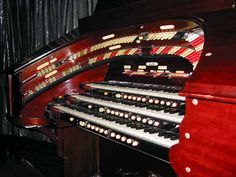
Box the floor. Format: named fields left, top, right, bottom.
left=0, top=135, right=63, bottom=177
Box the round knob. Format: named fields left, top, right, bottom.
left=104, top=130, right=108, bottom=135
left=154, top=99, right=160, bottom=104
left=185, top=167, right=191, bottom=173
left=137, top=97, right=142, bottom=101
left=142, top=118, right=147, bottom=123
left=171, top=102, right=178, bottom=107
left=127, top=138, right=132, bottom=144
left=136, top=116, right=142, bottom=122
left=185, top=132, right=191, bottom=139
left=166, top=101, right=171, bottom=106
left=115, top=93, right=122, bottom=98
left=99, top=107, right=104, bottom=112
left=123, top=94, right=128, bottom=99
left=131, top=115, right=136, bottom=120
left=79, top=121, right=85, bottom=127
left=149, top=99, right=154, bottom=103
left=132, top=141, right=139, bottom=146
left=148, top=120, right=154, bottom=125
left=119, top=112, right=124, bottom=117
left=160, top=100, right=165, bottom=105
left=111, top=132, right=116, bottom=137
left=141, top=98, right=146, bottom=102
left=115, top=134, right=121, bottom=139
left=121, top=136, right=127, bottom=142
left=153, top=121, right=160, bottom=127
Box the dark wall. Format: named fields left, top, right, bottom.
left=0, top=0, right=98, bottom=139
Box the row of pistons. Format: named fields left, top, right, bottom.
left=78, top=120, right=139, bottom=147
left=88, top=104, right=161, bottom=127
left=103, top=91, right=182, bottom=108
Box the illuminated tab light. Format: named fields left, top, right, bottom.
left=102, top=34, right=115, bottom=40
left=158, top=66, right=167, bottom=70
left=180, top=48, right=195, bottom=57
left=103, top=52, right=112, bottom=59
left=109, top=45, right=121, bottom=50
left=138, top=65, right=146, bottom=69
left=50, top=58, right=57, bottom=63
left=160, top=24, right=175, bottom=30
left=45, top=70, right=57, bottom=78
left=116, top=49, right=127, bottom=56
left=168, top=46, right=181, bottom=54
left=137, top=69, right=145, bottom=72
left=124, top=65, right=131, bottom=69
left=88, top=57, right=97, bottom=64
left=146, top=62, right=158, bottom=66
left=127, top=48, right=138, bottom=55
left=195, top=43, right=204, bottom=52
left=157, top=70, right=165, bottom=73
left=37, top=62, right=49, bottom=70
left=176, top=70, right=185, bottom=73
left=155, top=46, right=165, bottom=54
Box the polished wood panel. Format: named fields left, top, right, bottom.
left=181, top=9, right=236, bottom=101
left=56, top=121, right=99, bottom=177
left=170, top=98, right=236, bottom=177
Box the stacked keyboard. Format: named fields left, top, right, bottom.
left=46, top=81, right=185, bottom=161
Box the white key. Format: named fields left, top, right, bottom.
left=54, top=105, right=179, bottom=148
left=86, top=83, right=185, bottom=101
left=70, top=94, right=183, bottom=124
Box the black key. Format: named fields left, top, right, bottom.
left=164, top=132, right=175, bottom=139
left=148, top=128, right=161, bottom=134
left=157, top=130, right=167, bottom=136
left=178, top=103, right=186, bottom=110
left=164, top=108, right=171, bottom=113
left=169, top=108, right=180, bottom=114
left=170, top=135, right=179, bottom=140
left=144, top=127, right=153, bottom=132
left=126, top=123, right=136, bottom=127
left=154, top=106, right=166, bottom=111
left=178, top=110, right=185, bottom=115
left=169, top=127, right=179, bottom=133
left=159, top=123, right=176, bottom=130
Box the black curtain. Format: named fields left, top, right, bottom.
left=0, top=0, right=98, bottom=140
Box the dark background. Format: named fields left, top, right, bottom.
left=0, top=0, right=140, bottom=141
left=0, top=0, right=99, bottom=140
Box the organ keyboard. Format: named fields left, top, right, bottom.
left=46, top=80, right=184, bottom=160
left=5, top=0, right=236, bottom=177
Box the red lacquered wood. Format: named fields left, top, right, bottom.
left=170, top=8, right=236, bottom=177
left=13, top=117, right=52, bottom=127
left=80, top=0, right=234, bottom=33
left=20, top=65, right=108, bottom=119
left=170, top=98, right=236, bottom=177
left=181, top=9, right=236, bottom=101
left=21, top=38, right=90, bottom=81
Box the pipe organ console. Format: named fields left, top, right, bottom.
left=5, top=0, right=236, bottom=177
